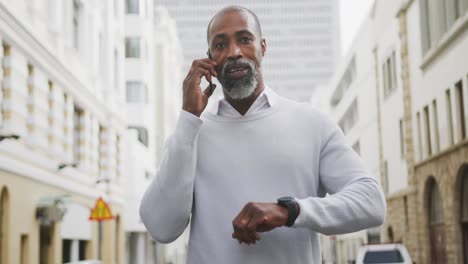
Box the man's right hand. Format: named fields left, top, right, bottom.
left=182, top=58, right=218, bottom=117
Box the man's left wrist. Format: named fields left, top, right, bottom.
left=277, top=197, right=299, bottom=227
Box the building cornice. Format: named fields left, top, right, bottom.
left=414, top=138, right=468, bottom=169
left=0, top=139, right=125, bottom=207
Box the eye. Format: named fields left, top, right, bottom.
left=215, top=42, right=226, bottom=49
left=240, top=37, right=252, bottom=44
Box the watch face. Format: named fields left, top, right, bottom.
left=278, top=196, right=294, bottom=203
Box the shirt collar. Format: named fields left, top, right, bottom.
left=206, top=85, right=279, bottom=116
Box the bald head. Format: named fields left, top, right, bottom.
left=207, top=6, right=262, bottom=44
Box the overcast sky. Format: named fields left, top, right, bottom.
left=340, top=0, right=374, bottom=55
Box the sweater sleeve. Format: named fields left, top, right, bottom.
left=292, top=115, right=386, bottom=235
left=139, top=110, right=202, bottom=243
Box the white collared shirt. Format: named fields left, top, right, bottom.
left=209, top=86, right=278, bottom=117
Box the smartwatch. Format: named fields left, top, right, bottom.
left=277, top=196, right=300, bottom=227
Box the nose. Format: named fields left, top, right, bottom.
left=227, top=43, right=242, bottom=60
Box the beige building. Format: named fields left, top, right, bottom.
left=388, top=0, right=468, bottom=263
left=322, top=0, right=468, bottom=263
left=0, top=0, right=127, bottom=263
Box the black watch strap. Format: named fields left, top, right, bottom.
left=277, top=196, right=299, bottom=227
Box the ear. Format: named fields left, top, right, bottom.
left=261, top=38, right=267, bottom=57
left=207, top=49, right=213, bottom=60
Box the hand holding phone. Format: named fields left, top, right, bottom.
left=182, top=57, right=218, bottom=117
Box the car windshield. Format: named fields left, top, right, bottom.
left=363, top=249, right=404, bottom=263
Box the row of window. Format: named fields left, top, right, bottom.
left=0, top=42, right=122, bottom=179
left=72, top=1, right=121, bottom=92
left=415, top=77, right=467, bottom=161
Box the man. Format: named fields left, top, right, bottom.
left=140, top=6, right=386, bottom=264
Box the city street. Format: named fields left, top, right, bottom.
left=0, top=0, right=467, bottom=264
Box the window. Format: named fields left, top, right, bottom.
left=72, top=0, right=82, bottom=50
left=363, top=250, right=404, bottom=263
left=330, top=56, right=356, bottom=106
left=126, top=0, right=139, bottom=14
left=115, top=215, right=120, bottom=263
left=433, top=99, right=440, bottom=152
left=128, top=126, right=148, bottom=146
left=114, top=50, right=119, bottom=91
left=417, top=112, right=423, bottom=160
left=446, top=89, right=455, bottom=145
left=424, top=105, right=432, bottom=156
left=428, top=179, right=448, bottom=263
left=126, top=81, right=147, bottom=103
left=404, top=196, right=409, bottom=229
left=429, top=180, right=444, bottom=224
left=125, top=37, right=141, bottom=58
left=0, top=188, right=10, bottom=264
left=338, top=99, right=358, bottom=134
left=79, top=240, right=87, bottom=260
left=382, top=51, right=397, bottom=98
left=20, top=234, right=28, bottom=264
left=399, top=119, right=405, bottom=158
left=420, top=0, right=468, bottom=54
left=62, top=239, right=72, bottom=263
left=73, top=106, right=83, bottom=164
left=63, top=239, right=88, bottom=263
left=420, top=0, right=432, bottom=53
left=455, top=80, right=466, bottom=140
left=461, top=170, right=468, bottom=264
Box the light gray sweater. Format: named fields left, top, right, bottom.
left=140, top=93, right=386, bottom=264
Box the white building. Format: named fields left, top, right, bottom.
left=0, top=0, right=127, bottom=263
left=123, top=1, right=186, bottom=264
left=123, top=0, right=158, bottom=263
left=155, top=0, right=340, bottom=102
left=320, top=7, right=383, bottom=262
left=320, top=0, right=468, bottom=263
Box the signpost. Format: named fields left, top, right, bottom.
left=89, top=197, right=114, bottom=260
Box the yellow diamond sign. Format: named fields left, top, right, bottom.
left=89, top=197, right=114, bottom=221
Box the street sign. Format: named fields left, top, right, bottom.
left=89, top=197, right=113, bottom=221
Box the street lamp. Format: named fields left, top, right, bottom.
left=0, top=134, right=20, bottom=142
left=57, top=162, right=78, bottom=170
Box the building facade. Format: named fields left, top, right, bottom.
left=156, top=0, right=340, bottom=102
left=321, top=0, right=468, bottom=263
left=123, top=1, right=187, bottom=264
left=319, top=9, right=382, bottom=263
left=0, top=0, right=127, bottom=263
left=122, top=0, right=158, bottom=262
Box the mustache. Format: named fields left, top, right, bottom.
left=220, top=59, right=255, bottom=76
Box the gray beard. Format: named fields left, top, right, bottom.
left=218, top=59, right=258, bottom=100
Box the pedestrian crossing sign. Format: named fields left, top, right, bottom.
left=89, top=197, right=114, bottom=221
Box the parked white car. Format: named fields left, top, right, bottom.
left=355, top=244, right=413, bottom=264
